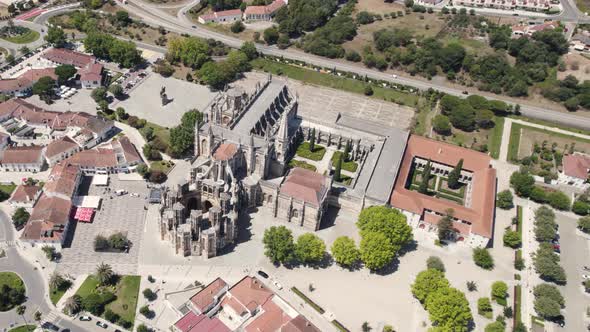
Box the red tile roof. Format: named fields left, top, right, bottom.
left=174, top=311, right=230, bottom=332
left=42, top=48, right=95, bottom=68
left=245, top=299, right=291, bottom=332
left=245, top=0, right=285, bottom=15
left=44, top=162, right=80, bottom=198
left=114, top=136, right=142, bottom=164
left=21, top=193, right=72, bottom=241
left=45, top=136, right=79, bottom=158
left=390, top=135, right=496, bottom=238
left=282, top=315, right=321, bottom=332
left=280, top=168, right=329, bottom=207
left=213, top=143, right=238, bottom=161
left=0, top=68, right=56, bottom=93
left=79, top=62, right=103, bottom=82
left=1, top=145, right=44, bottom=164
left=9, top=185, right=41, bottom=203
left=190, top=278, right=228, bottom=313
left=225, top=276, right=273, bottom=315
left=562, top=153, right=590, bottom=180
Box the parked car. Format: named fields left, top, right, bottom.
left=41, top=322, right=59, bottom=331
left=79, top=316, right=92, bottom=321
left=273, top=280, right=283, bottom=290
left=96, top=321, right=108, bottom=328
left=257, top=270, right=269, bottom=279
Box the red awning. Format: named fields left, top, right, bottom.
left=74, top=207, right=94, bottom=222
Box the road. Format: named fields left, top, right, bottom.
left=554, top=214, right=590, bottom=332
left=0, top=209, right=93, bottom=332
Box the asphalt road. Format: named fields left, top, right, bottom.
left=554, top=214, right=590, bottom=332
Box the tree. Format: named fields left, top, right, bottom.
left=361, top=322, right=371, bottom=332
left=533, top=243, right=566, bottom=284
left=447, top=159, right=463, bottom=189
left=231, top=21, right=245, bottom=33
left=64, top=295, right=82, bottom=315
left=496, top=190, right=514, bottom=209
left=94, top=235, right=109, bottom=251
left=92, top=87, right=108, bottom=103
left=473, top=247, right=494, bottom=270
left=34, top=310, right=42, bottom=322
left=433, top=114, right=452, bottom=135
left=96, top=262, right=114, bottom=285
left=137, top=163, right=149, bottom=178
left=32, top=76, right=56, bottom=103
left=12, top=207, right=30, bottom=229
left=364, top=85, right=373, bottom=96
left=510, top=170, right=535, bottom=197
left=330, top=236, right=360, bottom=268
left=55, top=64, right=77, bottom=85
left=534, top=295, right=562, bottom=320
left=19, top=46, right=30, bottom=55
left=333, top=153, right=342, bottom=182
left=411, top=268, right=450, bottom=304
left=309, top=128, right=316, bottom=151
left=140, top=305, right=153, bottom=318
left=143, top=288, right=156, bottom=301
left=425, top=287, right=472, bottom=331
left=41, top=245, right=56, bottom=261
left=115, top=10, right=130, bottom=26
left=116, top=107, right=128, bottom=120
left=466, top=281, right=477, bottom=292
left=240, top=41, right=258, bottom=60
left=109, top=84, right=124, bottom=99
left=16, top=304, right=26, bottom=316
left=491, top=281, right=508, bottom=301
left=357, top=206, right=413, bottom=250
left=503, top=229, right=521, bottom=248
left=514, top=321, right=527, bottom=332
left=137, top=324, right=150, bottom=332
left=547, top=191, right=571, bottom=211
left=437, top=212, right=453, bottom=241
left=263, top=27, right=279, bottom=45
left=426, top=256, right=445, bottom=272
left=578, top=216, right=590, bottom=233
left=359, top=231, right=395, bottom=270
left=404, top=0, right=414, bottom=7
left=503, top=306, right=513, bottom=318
left=105, top=309, right=119, bottom=323
left=263, top=226, right=295, bottom=265
left=45, top=26, right=67, bottom=47
left=49, top=272, right=65, bottom=291
left=418, top=160, right=432, bottom=195
left=533, top=283, right=564, bottom=307
left=295, top=233, right=326, bottom=264
left=477, top=297, right=492, bottom=315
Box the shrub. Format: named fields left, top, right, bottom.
left=104, top=309, right=119, bottom=323
left=473, top=247, right=494, bottom=270
left=491, top=281, right=508, bottom=302
left=496, top=190, right=514, bottom=209
left=432, top=115, right=452, bottom=136
left=143, top=288, right=156, bottom=301
left=426, top=256, right=445, bottom=272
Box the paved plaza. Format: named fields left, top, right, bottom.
left=57, top=176, right=149, bottom=276
left=115, top=71, right=217, bottom=127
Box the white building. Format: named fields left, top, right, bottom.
left=198, top=9, right=243, bottom=24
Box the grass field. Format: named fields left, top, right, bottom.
left=288, top=159, right=317, bottom=171
left=488, top=116, right=505, bottom=159
left=50, top=287, right=68, bottom=305
left=1, top=29, right=40, bottom=44
left=0, top=182, right=16, bottom=201
left=332, top=151, right=358, bottom=172
left=296, top=142, right=326, bottom=161
left=251, top=58, right=419, bottom=107
left=0, top=272, right=25, bottom=290
left=150, top=160, right=175, bottom=174
left=8, top=325, right=36, bottom=332
left=106, top=275, right=140, bottom=325
left=75, top=275, right=100, bottom=298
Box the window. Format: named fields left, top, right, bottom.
left=292, top=209, right=298, bottom=218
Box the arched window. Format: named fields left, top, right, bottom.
left=292, top=209, right=299, bottom=218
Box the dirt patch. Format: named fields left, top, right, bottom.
left=557, top=53, right=590, bottom=81
left=517, top=127, right=590, bottom=159
left=354, top=0, right=405, bottom=14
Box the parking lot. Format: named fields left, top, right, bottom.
left=57, top=175, right=149, bottom=276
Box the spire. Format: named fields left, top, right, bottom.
left=277, top=112, right=289, bottom=142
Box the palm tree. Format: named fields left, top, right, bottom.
left=96, top=262, right=114, bottom=285
left=64, top=295, right=82, bottom=315
left=16, top=305, right=28, bottom=326
left=49, top=272, right=64, bottom=291
left=466, top=281, right=477, bottom=292
left=34, top=310, right=41, bottom=322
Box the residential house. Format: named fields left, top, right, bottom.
left=45, top=136, right=81, bottom=167
left=0, top=145, right=46, bottom=172
left=243, top=0, right=286, bottom=21
left=558, top=152, right=590, bottom=188
left=0, top=68, right=57, bottom=97
left=8, top=184, right=42, bottom=210
left=198, top=9, right=243, bottom=24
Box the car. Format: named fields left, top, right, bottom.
left=41, top=322, right=60, bottom=331
left=257, top=270, right=269, bottom=279
left=130, top=193, right=139, bottom=197
left=273, top=280, right=283, bottom=290
left=392, top=74, right=398, bottom=79
left=192, top=25, right=197, bottom=28
left=79, top=316, right=92, bottom=321
left=115, top=330, right=122, bottom=332
left=583, top=274, right=590, bottom=280
left=462, top=90, right=469, bottom=95
left=552, top=244, right=560, bottom=250
left=551, top=238, right=559, bottom=244
left=553, top=315, right=565, bottom=327
left=96, top=321, right=108, bottom=328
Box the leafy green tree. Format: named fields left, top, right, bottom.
left=231, top=21, right=245, bottom=33
left=491, top=281, right=508, bottom=301
left=116, top=107, right=127, bottom=120
left=49, top=272, right=66, bottom=291
left=137, top=324, right=150, bottom=332
left=418, top=160, right=432, bottom=195
left=426, top=256, right=445, bottom=273
left=263, top=226, right=296, bottom=265
left=473, top=247, right=494, bottom=270
left=578, top=216, right=590, bottom=233
left=330, top=236, right=360, bottom=268
left=143, top=288, right=156, bottom=301
left=333, top=154, right=342, bottom=182
left=115, top=10, right=130, bottom=26
left=534, top=295, right=562, bottom=320
left=533, top=243, right=566, bottom=284
left=510, top=170, right=535, bottom=197
left=359, top=231, right=395, bottom=270
left=477, top=297, right=492, bottom=315
left=32, top=76, right=56, bottom=103
left=263, top=27, right=279, bottom=45
left=514, top=321, right=527, bottom=332
left=432, top=114, right=452, bottom=135
left=503, top=229, right=521, bottom=248
left=448, top=102, right=476, bottom=131
left=240, top=41, right=258, bottom=60
left=82, top=293, right=104, bottom=315
left=45, top=26, right=67, bottom=47
left=425, top=287, right=472, bottom=331
left=12, top=207, right=29, bottom=229
left=295, top=233, right=326, bottom=264
left=547, top=191, right=571, bottom=211
left=533, top=283, right=564, bottom=307
left=91, top=87, right=108, bottom=103
left=437, top=212, right=454, bottom=241
left=411, top=268, right=450, bottom=304
left=55, top=64, right=77, bottom=85
left=357, top=206, right=413, bottom=250
left=169, top=109, right=203, bottom=156
left=109, top=84, right=124, bottom=99
left=496, top=190, right=514, bottom=209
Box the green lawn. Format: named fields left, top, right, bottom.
left=8, top=325, right=36, bottom=332
left=0, top=183, right=16, bottom=201
left=296, top=142, right=326, bottom=161
left=332, top=151, right=358, bottom=172
left=74, top=275, right=100, bottom=298
left=1, top=30, right=40, bottom=44
left=106, top=275, right=140, bottom=325
left=488, top=116, right=505, bottom=159
left=515, top=285, right=522, bottom=325
left=288, top=159, right=317, bottom=172
left=150, top=160, right=175, bottom=174
left=0, top=272, right=25, bottom=290
left=335, top=173, right=352, bottom=185
left=50, top=280, right=72, bottom=305
left=251, top=58, right=419, bottom=107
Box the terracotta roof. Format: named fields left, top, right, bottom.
left=280, top=167, right=329, bottom=207
left=115, top=136, right=142, bottom=164
left=79, top=62, right=103, bottom=82
left=213, top=143, right=238, bottom=161
left=190, top=277, right=228, bottom=313
left=9, top=185, right=41, bottom=203
left=21, top=193, right=72, bottom=241
left=44, top=162, right=80, bottom=198
left=174, top=311, right=230, bottom=332
left=42, top=48, right=95, bottom=68
left=245, top=299, right=291, bottom=332
left=562, top=153, right=590, bottom=180
left=245, top=0, right=285, bottom=15
left=0, top=132, right=8, bottom=144
left=66, top=148, right=117, bottom=168
left=390, top=135, right=496, bottom=238
left=45, top=136, right=79, bottom=158
left=281, top=315, right=321, bottom=332
left=20, top=68, right=57, bottom=82
left=226, top=276, right=273, bottom=315
left=1, top=145, right=44, bottom=164
left=0, top=68, right=56, bottom=93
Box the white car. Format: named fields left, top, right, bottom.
left=130, top=193, right=139, bottom=197
left=583, top=274, right=590, bottom=280
left=273, top=280, right=283, bottom=290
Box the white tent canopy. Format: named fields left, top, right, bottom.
left=72, top=196, right=102, bottom=209
left=92, top=174, right=109, bottom=186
